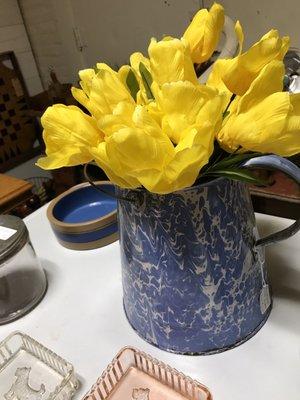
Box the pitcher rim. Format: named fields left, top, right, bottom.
left=116, top=176, right=231, bottom=196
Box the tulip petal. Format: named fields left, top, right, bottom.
left=138, top=122, right=215, bottom=193
left=106, top=124, right=173, bottom=173
left=117, top=65, right=131, bottom=87
left=98, top=101, right=135, bottom=136
left=90, top=68, right=134, bottom=116
left=137, top=96, right=222, bottom=193
left=37, top=145, right=91, bottom=170
left=90, top=142, right=140, bottom=188
left=158, top=81, right=220, bottom=143
left=235, top=21, right=244, bottom=54
left=78, top=68, right=95, bottom=95
left=92, top=105, right=178, bottom=193
left=206, top=59, right=233, bottom=110
left=237, top=60, right=285, bottom=113
left=130, top=52, right=150, bottom=71
left=95, top=63, right=116, bottom=73
left=183, top=3, right=224, bottom=64
left=218, top=92, right=292, bottom=154
left=70, top=68, right=96, bottom=113
left=41, top=105, right=100, bottom=148
left=71, top=68, right=105, bottom=118
left=168, top=124, right=214, bottom=185
left=73, top=65, right=134, bottom=120
left=149, top=37, right=197, bottom=86
left=37, top=105, right=101, bottom=169
left=223, top=29, right=290, bottom=95
left=281, top=93, right=300, bottom=155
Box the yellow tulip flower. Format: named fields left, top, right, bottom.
left=36, top=105, right=101, bottom=169
left=148, top=37, right=198, bottom=86
left=90, top=105, right=174, bottom=190
left=210, top=29, right=289, bottom=97
left=207, top=26, right=289, bottom=111
left=37, top=2, right=300, bottom=194
left=157, top=80, right=221, bottom=143
left=183, top=3, right=224, bottom=64
left=122, top=37, right=198, bottom=105
left=72, top=64, right=134, bottom=119
left=90, top=141, right=140, bottom=188
left=139, top=108, right=222, bottom=194
left=136, top=120, right=218, bottom=194
left=90, top=81, right=223, bottom=193
left=218, top=61, right=300, bottom=156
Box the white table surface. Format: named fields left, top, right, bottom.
left=0, top=206, right=299, bottom=399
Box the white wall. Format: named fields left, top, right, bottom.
left=18, top=0, right=202, bottom=85
left=19, top=0, right=84, bottom=87
left=69, top=0, right=202, bottom=68
left=0, top=0, right=43, bottom=95
left=42, top=0, right=300, bottom=83
left=204, top=0, right=300, bottom=49
left=12, top=0, right=300, bottom=91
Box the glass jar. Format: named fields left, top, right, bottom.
left=0, top=215, right=47, bottom=324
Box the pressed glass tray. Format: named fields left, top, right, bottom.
left=83, top=347, right=212, bottom=400
left=0, top=331, right=78, bottom=400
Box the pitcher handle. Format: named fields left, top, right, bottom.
left=242, top=155, right=300, bottom=248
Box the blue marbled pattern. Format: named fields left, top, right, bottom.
left=117, top=178, right=270, bottom=354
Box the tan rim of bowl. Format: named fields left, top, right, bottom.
left=47, top=181, right=117, bottom=234
left=56, top=232, right=119, bottom=250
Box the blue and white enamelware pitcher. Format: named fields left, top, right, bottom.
left=117, top=155, right=300, bottom=354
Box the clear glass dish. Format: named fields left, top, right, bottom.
left=83, top=347, right=212, bottom=400
left=0, top=332, right=78, bottom=399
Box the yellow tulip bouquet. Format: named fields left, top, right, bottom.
left=38, top=3, right=300, bottom=194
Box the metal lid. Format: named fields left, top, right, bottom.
left=0, top=215, right=29, bottom=264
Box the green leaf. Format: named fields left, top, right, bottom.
left=222, top=110, right=230, bottom=119
left=126, top=69, right=140, bottom=101
left=139, top=62, right=154, bottom=100
left=209, top=153, right=262, bottom=171
left=206, top=168, right=268, bottom=186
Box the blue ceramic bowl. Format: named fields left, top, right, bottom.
left=47, top=181, right=118, bottom=250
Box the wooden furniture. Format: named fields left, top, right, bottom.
left=250, top=169, right=300, bottom=220
left=0, top=51, right=41, bottom=173
left=0, top=173, right=33, bottom=214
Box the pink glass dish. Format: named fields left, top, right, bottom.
left=83, top=347, right=212, bottom=400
